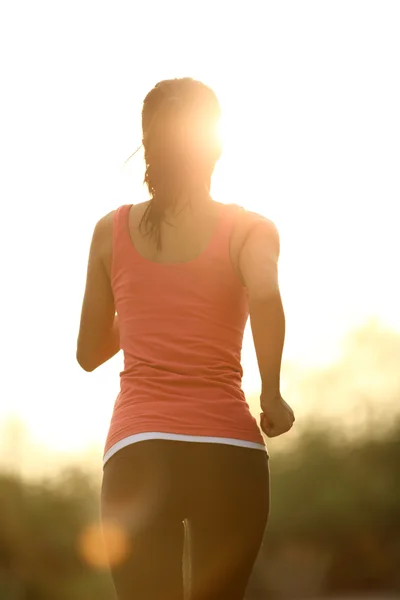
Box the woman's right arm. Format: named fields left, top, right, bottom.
left=238, top=216, right=294, bottom=437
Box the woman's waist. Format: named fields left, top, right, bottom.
left=113, top=373, right=255, bottom=424
left=107, top=394, right=263, bottom=449
left=120, top=339, right=244, bottom=376
left=120, top=359, right=243, bottom=383
left=117, top=378, right=247, bottom=406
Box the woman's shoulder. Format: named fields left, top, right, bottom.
left=95, top=203, right=136, bottom=237
left=94, top=202, right=149, bottom=247
left=223, top=203, right=279, bottom=270
left=92, top=206, right=130, bottom=277
left=97, top=209, right=117, bottom=229
left=226, top=203, right=279, bottom=244
left=223, top=202, right=276, bottom=224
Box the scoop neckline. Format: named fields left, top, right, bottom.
left=124, top=202, right=226, bottom=267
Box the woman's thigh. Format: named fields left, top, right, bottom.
left=101, top=441, right=186, bottom=600
left=186, top=444, right=270, bottom=600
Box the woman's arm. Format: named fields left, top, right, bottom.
left=76, top=212, right=120, bottom=372
left=239, top=217, right=284, bottom=402
left=239, top=215, right=294, bottom=437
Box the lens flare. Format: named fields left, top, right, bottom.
left=78, top=521, right=129, bottom=568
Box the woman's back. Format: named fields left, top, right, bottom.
left=104, top=200, right=265, bottom=464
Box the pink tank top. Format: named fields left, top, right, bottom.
left=103, top=203, right=265, bottom=464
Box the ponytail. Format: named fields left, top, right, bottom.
left=139, top=78, right=221, bottom=250
left=141, top=96, right=187, bottom=249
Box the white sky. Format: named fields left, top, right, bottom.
left=1, top=0, right=399, bottom=467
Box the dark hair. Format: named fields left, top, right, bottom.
left=139, top=77, right=221, bottom=249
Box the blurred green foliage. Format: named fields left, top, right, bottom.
left=261, top=421, right=400, bottom=597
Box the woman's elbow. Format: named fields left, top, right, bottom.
left=76, top=349, right=96, bottom=372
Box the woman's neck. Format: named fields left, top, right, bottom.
left=163, top=185, right=213, bottom=218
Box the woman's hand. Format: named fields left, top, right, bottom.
left=260, top=395, right=295, bottom=438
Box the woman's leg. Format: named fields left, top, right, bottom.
left=101, top=441, right=185, bottom=600
left=186, top=444, right=269, bottom=600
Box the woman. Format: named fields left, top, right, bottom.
left=77, top=77, right=294, bottom=600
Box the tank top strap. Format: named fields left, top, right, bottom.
left=112, top=204, right=132, bottom=267
left=208, top=203, right=244, bottom=259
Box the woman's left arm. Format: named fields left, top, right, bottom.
left=76, top=213, right=120, bottom=372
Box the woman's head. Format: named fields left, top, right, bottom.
left=140, top=77, right=222, bottom=247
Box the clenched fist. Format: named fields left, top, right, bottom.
left=260, top=395, right=295, bottom=438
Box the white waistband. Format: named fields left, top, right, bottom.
left=103, top=432, right=266, bottom=466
